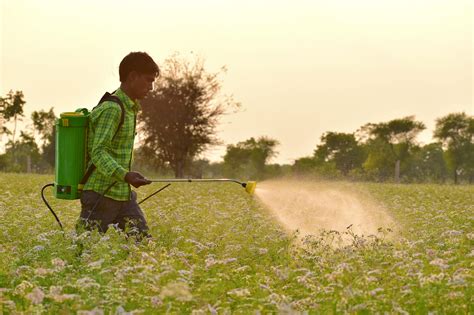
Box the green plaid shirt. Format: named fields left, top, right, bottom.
left=83, top=88, right=140, bottom=201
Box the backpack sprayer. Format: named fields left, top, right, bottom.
left=41, top=98, right=257, bottom=230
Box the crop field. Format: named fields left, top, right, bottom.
left=0, top=173, right=473, bottom=313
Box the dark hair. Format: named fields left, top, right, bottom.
left=119, top=52, right=159, bottom=82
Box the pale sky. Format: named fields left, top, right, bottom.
left=1, top=0, right=472, bottom=164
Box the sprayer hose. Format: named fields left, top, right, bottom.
left=41, top=183, right=64, bottom=230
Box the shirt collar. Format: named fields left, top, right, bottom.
left=115, top=88, right=141, bottom=113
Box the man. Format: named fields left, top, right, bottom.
left=78, top=52, right=159, bottom=238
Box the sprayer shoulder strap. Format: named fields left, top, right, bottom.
left=79, top=92, right=125, bottom=187
left=95, top=92, right=126, bottom=138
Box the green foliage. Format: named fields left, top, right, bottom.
left=223, top=136, right=279, bottom=180
left=0, top=131, right=41, bottom=172
left=404, top=143, right=448, bottom=183
left=298, top=114, right=468, bottom=183
left=366, top=116, right=426, bottom=144
left=0, top=90, right=27, bottom=168
left=0, top=86, right=470, bottom=185
left=314, top=132, right=365, bottom=175
left=0, top=92, right=55, bottom=173
left=363, top=138, right=396, bottom=180
left=139, top=54, right=239, bottom=178
left=31, top=108, right=56, bottom=169
left=0, top=174, right=472, bottom=313
left=434, top=112, right=474, bottom=184
left=359, top=116, right=426, bottom=182
left=0, top=90, right=26, bottom=122
left=292, top=156, right=318, bottom=175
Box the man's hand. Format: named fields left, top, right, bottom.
left=125, top=172, right=152, bottom=188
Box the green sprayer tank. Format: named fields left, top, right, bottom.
left=55, top=108, right=89, bottom=200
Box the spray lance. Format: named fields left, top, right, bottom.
left=41, top=107, right=257, bottom=230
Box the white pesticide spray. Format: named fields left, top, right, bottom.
left=254, top=179, right=395, bottom=240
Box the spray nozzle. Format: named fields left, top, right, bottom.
left=243, top=181, right=257, bottom=195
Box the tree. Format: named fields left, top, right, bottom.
left=1, top=131, right=40, bottom=173
left=139, top=54, right=239, bottom=178
left=223, top=136, right=279, bottom=180
left=360, top=116, right=425, bottom=182
left=0, top=90, right=26, bottom=164
left=293, top=156, right=318, bottom=175
left=31, top=108, right=56, bottom=168
left=362, top=138, right=396, bottom=181
left=434, top=112, right=474, bottom=184
left=314, top=132, right=365, bottom=176
left=403, top=143, right=448, bottom=183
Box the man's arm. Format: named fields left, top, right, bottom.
left=90, top=104, right=128, bottom=182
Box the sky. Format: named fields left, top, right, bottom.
left=0, top=0, right=472, bottom=164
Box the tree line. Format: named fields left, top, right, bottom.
left=0, top=90, right=55, bottom=173
left=1, top=55, right=472, bottom=184
left=292, top=114, right=473, bottom=184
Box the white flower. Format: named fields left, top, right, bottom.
left=172, top=226, right=183, bottom=233
left=235, top=265, right=250, bottom=272
left=227, top=288, right=250, bottom=298
left=337, top=263, right=351, bottom=272
left=441, top=230, right=462, bottom=238
left=48, top=286, right=62, bottom=295
left=140, top=252, right=158, bottom=264
left=207, top=304, right=218, bottom=315
left=351, top=303, right=368, bottom=311
left=26, top=287, right=45, bottom=305
left=51, top=258, right=66, bottom=269
left=150, top=296, right=163, bottom=306
left=205, top=257, right=237, bottom=268
left=186, top=239, right=208, bottom=251
left=258, top=248, right=268, bottom=255
left=392, top=306, right=409, bottom=315
left=423, top=272, right=445, bottom=284
left=115, top=305, right=134, bottom=315
left=50, top=293, right=77, bottom=303
left=48, top=285, right=77, bottom=303
left=159, top=282, right=193, bottom=301
left=367, top=269, right=381, bottom=275
left=37, top=233, right=49, bottom=242
left=87, top=259, right=104, bottom=269
left=2, top=300, right=15, bottom=310
left=447, top=291, right=463, bottom=299
left=15, top=265, right=32, bottom=276
left=272, top=267, right=289, bottom=280
left=429, top=258, right=449, bottom=269
left=14, top=280, right=33, bottom=295
left=34, top=268, right=53, bottom=276
left=369, top=288, right=384, bottom=296
left=366, top=276, right=378, bottom=283
left=449, top=276, right=466, bottom=286
left=76, top=277, right=100, bottom=290
left=77, top=308, right=104, bottom=315
left=205, top=257, right=217, bottom=268
left=221, top=258, right=237, bottom=264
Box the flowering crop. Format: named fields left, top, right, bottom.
left=0, top=173, right=472, bottom=313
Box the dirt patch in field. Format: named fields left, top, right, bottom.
left=255, top=180, right=395, bottom=239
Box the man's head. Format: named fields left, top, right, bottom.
left=119, top=52, right=159, bottom=100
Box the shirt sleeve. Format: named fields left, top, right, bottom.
left=90, top=103, right=128, bottom=182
